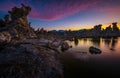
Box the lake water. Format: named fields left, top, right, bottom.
left=60, top=37, right=120, bottom=78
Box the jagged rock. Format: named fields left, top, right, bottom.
left=0, top=42, right=63, bottom=78
left=0, top=32, right=11, bottom=43
left=8, top=4, right=31, bottom=26
left=0, top=4, right=36, bottom=40
left=19, top=39, right=69, bottom=53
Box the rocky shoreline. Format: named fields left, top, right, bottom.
left=0, top=4, right=69, bottom=78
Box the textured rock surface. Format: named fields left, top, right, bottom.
left=0, top=42, right=63, bottom=78
left=0, top=3, right=36, bottom=42
left=0, top=32, right=11, bottom=43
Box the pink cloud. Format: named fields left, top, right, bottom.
left=29, top=0, right=98, bottom=20
left=1, top=0, right=114, bottom=21
left=95, top=6, right=120, bottom=18
left=98, top=6, right=120, bottom=12
left=30, top=4, right=90, bottom=20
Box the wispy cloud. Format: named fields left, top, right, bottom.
left=0, top=0, right=99, bottom=20
left=29, top=0, right=98, bottom=20
left=0, top=0, right=119, bottom=21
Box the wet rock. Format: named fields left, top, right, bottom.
left=89, top=46, right=101, bottom=54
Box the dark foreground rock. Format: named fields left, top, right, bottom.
left=0, top=42, right=63, bottom=78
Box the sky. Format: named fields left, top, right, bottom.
left=0, top=0, right=120, bottom=30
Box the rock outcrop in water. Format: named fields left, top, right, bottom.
left=0, top=4, right=67, bottom=78
left=89, top=46, right=101, bottom=54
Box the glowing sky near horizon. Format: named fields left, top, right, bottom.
left=0, top=0, right=120, bottom=30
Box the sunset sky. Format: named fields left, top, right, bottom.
left=0, top=0, right=120, bottom=30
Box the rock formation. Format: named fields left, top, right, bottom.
left=8, top=3, right=31, bottom=26
left=0, top=4, right=66, bottom=78
left=0, top=4, right=36, bottom=43
left=112, top=22, right=119, bottom=33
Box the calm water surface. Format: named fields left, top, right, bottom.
left=60, top=37, right=120, bottom=78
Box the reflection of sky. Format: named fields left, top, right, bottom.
left=0, top=0, right=120, bottom=30
left=68, top=37, right=120, bottom=59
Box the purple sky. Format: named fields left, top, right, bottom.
left=0, top=0, right=120, bottom=30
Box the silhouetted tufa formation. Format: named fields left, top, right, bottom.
left=101, top=22, right=120, bottom=37
left=112, top=22, right=119, bottom=33
left=62, top=22, right=120, bottom=38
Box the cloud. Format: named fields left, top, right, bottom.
left=1, top=0, right=119, bottom=21
left=28, top=0, right=98, bottom=20
left=94, top=5, right=120, bottom=19
left=29, top=3, right=90, bottom=20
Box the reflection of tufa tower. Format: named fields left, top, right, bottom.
left=112, top=22, right=119, bottom=32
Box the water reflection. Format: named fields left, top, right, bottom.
left=110, top=38, right=118, bottom=51
left=91, top=38, right=100, bottom=47
left=104, top=38, right=111, bottom=47
left=103, top=37, right=118, bottom=51
left=83, top=38, right=87, bottom=43
left=70, top=37, right=120, bottom=56
left=62, top=37, right=120, bottom=78
left=74, top=38, right=79, bottom=46
left=89, top=50, right=102, bottom=55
